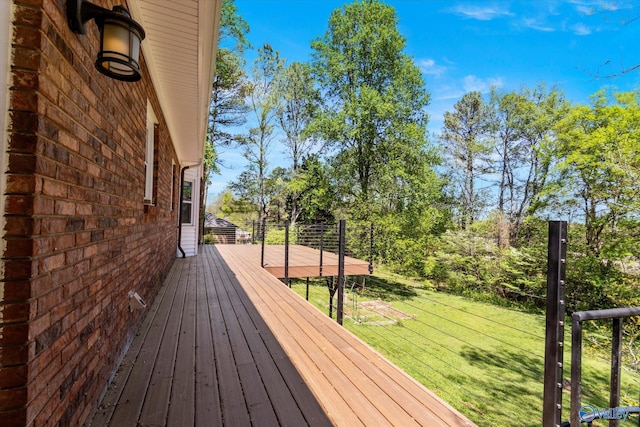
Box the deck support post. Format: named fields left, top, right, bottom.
left=285, top=220, right=290, bottom=287
left=261, top=217, right=266, bottom=268
left=337, top=220, right=345, bottom=325
left=543, top=220, right=567, bottom=427
left=319, top=223, right=324, bottom=277
left=610, top=317, right=623, bottom=427
left=368, top=222, right=374, bottom=274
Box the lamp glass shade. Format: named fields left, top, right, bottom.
left=95, top=11, right=144, bottom=81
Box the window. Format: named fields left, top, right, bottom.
left=181, top=180, right=193, bottom=224
left=144, top=101, right=158, bottom=204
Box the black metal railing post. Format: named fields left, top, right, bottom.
left=543, top=220, right=567, bottom=427
left=319, top=223, right=324, bottom=277
left=611, top=317, right=623, bottom=427
left=260, top=217, right=266, bottom=268
left=368, top=222, right=374, bottom=274
left=337, top=220, right=345, bottom=325
left=284, top=220, right=290, bottom=287
left=571, top=315, right=583, bottom=427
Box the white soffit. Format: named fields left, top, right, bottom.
left=129, top=0, right=221, bottom=166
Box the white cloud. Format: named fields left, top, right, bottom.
left=572, top=23, right=592, bottom=35
left=462, top=75, right=504, bottom=93
left=522, top=18, right=555, bottom=32
left=449, top=4, right=513, bottom=20
left=418, top=58, right=448, bottom=77
left=432, top=75, right=504, bottom=102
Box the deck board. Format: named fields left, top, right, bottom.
left=91, top=244, right=475, bottom=427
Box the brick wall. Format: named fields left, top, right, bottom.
left=2, top=1, right=180, bottom=425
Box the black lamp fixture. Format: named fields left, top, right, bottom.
left=67, top=0, right=145, bottom=82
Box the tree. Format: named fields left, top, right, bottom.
left=488, top=85, right=568, bottom=243
left=264, top=166, right=290, bottom=223
left=240, top=44, right=285, bottom=218
left=310, top=0, right=434, bottom=219
left=273, top=61, right=322, bottom=224
left=205, top=0, right=250, bottom=195
left=549, top=90, right=640, bottom=259
left=209, top=50, right=250, bottom=151
left=289, top=155, right=336, bottom=223
left=441, top=91, right=492, bottom=229
left=276, top=62, right=322, bottom=171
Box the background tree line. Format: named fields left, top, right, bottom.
left=207, top=0, right=640, bottom=314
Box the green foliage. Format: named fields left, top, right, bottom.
left=310, top=0, right=434, bottom=217
left=422, top=226, right=546, bottom=311
left=264, top=227, right=286, bottom=244
left=488, top=85, right=569, bottom=242
left=275, top=62, right=322, bottom=171
left=441, top=91, right=493, bottom=227
left=206, top=0, right=250, bottom=184
left=547, top=89, right=640, bottom=258
left=291, top=155, right=336, bottom=223
left=237, top=44, right=285, bottom=218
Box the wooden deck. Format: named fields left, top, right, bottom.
left=256, top=244, right=371, bottom=278
left=91, top=245, right=476, bottom=426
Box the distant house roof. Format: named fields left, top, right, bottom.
left=204, top=213, right=238, bottom=229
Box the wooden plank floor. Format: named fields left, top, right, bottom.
left=258, top=244, right=372, bottom=278
left=91, top=245, right=476, bottom=426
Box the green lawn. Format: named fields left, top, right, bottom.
left=290, top=275, right=640, bottom=426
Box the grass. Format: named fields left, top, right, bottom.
left=290, top=275, right=640, bottom=426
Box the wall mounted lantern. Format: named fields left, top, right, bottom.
left=67, top=0, right=146, bottom=82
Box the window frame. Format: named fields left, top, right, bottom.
left=181, top=179, right=194, bottom=225
left=144, top=102, right=158, bottom=205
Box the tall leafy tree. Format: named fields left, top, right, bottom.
left=290, top=155, right=336, bottom=223
left=441, top=91, right=492, bottom=229
left=310, top=0, right=434, bottom=219
left=489, top=85, right=568, bottom=243
left=206, top=0, right=250, bottom=188
left=274, top=61, right=322, bottom=224
left=239, top=44, right=285, bottom=218
left=549, top=90, right=640, bottom=258
left=276, top=62, right=322, bottom=171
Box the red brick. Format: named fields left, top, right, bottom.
left=12, top=4, right=43, bottom=27
left=6, top=174, right=36, bottom=193
left=10, top=90, right=38, bottom=112
left=38, top=253, right=65, bottom=274
left=0, top=365, right=29, bottom=389
left=5, top=194, right=34, bottom=215
left=4, top=260, right=35, bottom=281
left=12, top=46, right=41, bottom=70
left=0, top=324, right=29, bottom=346
left=4, top=239, right=34, bottom=258
left=1, top=281, right=31, bottom=301
left=2, top=302, right=33, bottom=323
left=0, top=344, right=29, bottom=366
left=40, top=218, right=66, bottom=234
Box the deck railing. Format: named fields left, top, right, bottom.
left=253, top=219, right=374, bottom=324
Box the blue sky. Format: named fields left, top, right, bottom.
left=208, top=0, right=640, bottom=200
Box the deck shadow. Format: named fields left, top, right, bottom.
left=91, top=246, right=331, bottom=426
